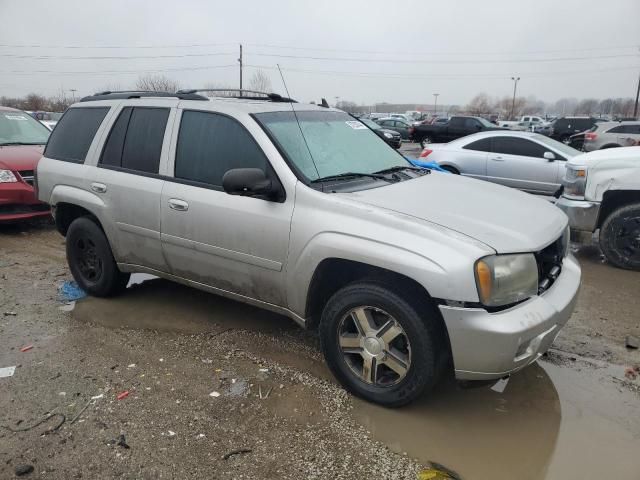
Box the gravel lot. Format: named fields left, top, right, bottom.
left=1, top=175, right=639, bottom=479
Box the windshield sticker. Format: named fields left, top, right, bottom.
left=3, top=114, right=28, bottom=121
left=345, top=120, right=367, bottom=130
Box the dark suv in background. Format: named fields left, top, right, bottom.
left=549, top=117, right=601, bottom=144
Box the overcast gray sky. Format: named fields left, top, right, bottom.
left=0, top=0, right=638, bottom=106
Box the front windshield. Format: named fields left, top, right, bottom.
left=255, top=111, right=408, bottom=181
left=476, top=117, right=497, bottom=128
left=0, top=111, right=50, bottom=145
left=534, top=135, right=579, bottom=157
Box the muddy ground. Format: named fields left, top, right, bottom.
left=1, top=187, right=640, bottom=479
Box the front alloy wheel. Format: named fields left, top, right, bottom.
left=338, top=306, right=411, bottom=387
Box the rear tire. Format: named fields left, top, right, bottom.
left=319, top=282, right=445, bottom=407
left=599, top=203, right=640, bottom=271
left=66, top=217, right=130, bottom=296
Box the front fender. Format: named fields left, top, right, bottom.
left=286, top=231, right=453, bottom=318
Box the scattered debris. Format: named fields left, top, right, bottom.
left=127, top=364, right=136, bottom=368
left=91, top=393, right=104, bottom=400
left=209, top=391, right=221, bottom=398
left=58, top=280, right=87, bottom=302
left=49, top=372, right=61, bottom=380
left=59, top=302, right=76, bottom=312
left=116, top=433, right=130, bottom=449
left=167, top=430, right=176, bottom=437
left=258, top=385, right=273, bottom=399
left=1, top=413, right=66, bottom=435
left=3, top=311, right=17, bottom=316
left=196, top=433, right=206, bottom=439
left=14, top=464, right=34, bottom=476
left=258, top=368, right=269, bottom=373
left=418, top=461, right=462, bottom=479
left=490, top=377, right=509, bottom=393
left=116, top=391, right=130, bottom=400
left=58, top=392, right=66, bottom=396
left=0, top=366, right=16, bottom=378
left=20, top=345, right=33, bottom=353
left=223, top=447, right=252, bottom=460
left=624, top=366, right=640, bottom=380
left=202, top=359, right=213, bottom=364
left=626, top=335, right=639, bottom=350
left=159, top=358, right=164, bottom=362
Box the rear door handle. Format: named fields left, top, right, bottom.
left=168, top=198, right=189, bottom=212
left=90, top=182, right=107, bottom=193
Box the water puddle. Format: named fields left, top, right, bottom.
left=353, top=361, right=640, bottom=480
left=72, top=275, right=297, bottom=334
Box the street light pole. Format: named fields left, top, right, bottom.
left=633, top=71, right=640, bottom=119
left=69, top=89, right=77, bottom=102
left=433, top=93, right=439, bottom=116
left=510, top=77, right=520, bottom=120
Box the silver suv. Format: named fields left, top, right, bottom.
left=37, top=90, right=581, bottom=406
left=583, top=121, right=640, bottom=152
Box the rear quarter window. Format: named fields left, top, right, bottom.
left=44, top=107, right=109, bottom=163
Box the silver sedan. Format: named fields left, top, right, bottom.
left=420, top=131, right=580, bottom=195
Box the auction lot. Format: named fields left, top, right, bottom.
left=0, top=145, right=638, bottom=480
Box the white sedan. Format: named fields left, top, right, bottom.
left=419, top=131, right=580, bottom=195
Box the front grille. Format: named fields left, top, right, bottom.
left=535, top=234, right=565, bottom=294
left=18, top=170, right=34, bottom=185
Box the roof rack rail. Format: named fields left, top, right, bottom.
left=80, top=90, right=208, bottom=102
left=176, top=88, right=296, bottom=103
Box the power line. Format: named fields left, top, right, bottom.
left=245, top=52, right=637, bottom=65
left=0, top=42, right=237, bottom=49
left=0, top=52, right=236, bottom=60
left=0, top=64, right=237, bottom=76
left=246, top=42, right=639, bottom=57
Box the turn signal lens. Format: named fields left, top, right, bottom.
left=420, top=149, right=433, bottom=158
left=475, top=260, right=492, bottom=303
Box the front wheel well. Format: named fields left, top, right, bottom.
left=597, top=190, right=640, bottom=229
left=54, top=203, right=100, bottom=236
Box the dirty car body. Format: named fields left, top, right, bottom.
left=37, top=92, right=581, bottom=405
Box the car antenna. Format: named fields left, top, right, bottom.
left=276, top=64, right=321, bottom=185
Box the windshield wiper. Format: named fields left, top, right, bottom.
left=373, top=165, right=428, bottom=175
left=310, top=172, right=396, bottom=184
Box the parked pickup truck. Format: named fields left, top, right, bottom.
left=413, top=115, right=504, bottom=148
left=557, top=146, right=640, bottom=270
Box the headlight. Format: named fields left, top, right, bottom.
left=0, top=169, right=18, bottom=183
left=383, top=132, right=393, bottom=139
left=475, top=254, right=538, bottom=307
left=563, top=166, right=587, bottom=198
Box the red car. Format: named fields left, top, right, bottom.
left=0, top=106, right=51, bottom=222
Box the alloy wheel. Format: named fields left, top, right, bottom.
left=337, top=306, right=412, bottom=387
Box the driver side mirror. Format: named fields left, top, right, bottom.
left=222, top=168, right=283, bottom=201
left=543, top=151, right=556, bottom=161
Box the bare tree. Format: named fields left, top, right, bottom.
left=466, top=93, right=491, bottom=115
left=201, top=82, right=237, bottom=97
left=574, top=98, right=598, bottom=115
left=247, top=69, right=272, bottom=93
left=48, top=87, right=72, bottom=112
left=335, top=100, right=359, bottom=113
left=135, top=74, right=180, bottom=92
left=0, top=96, right=22, bottom=109
left=21, top=93, right=48, bottom=111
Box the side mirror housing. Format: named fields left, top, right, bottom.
left=222, top=168, right=282, bottom=201
left=543, top=151, right=556, bottom=161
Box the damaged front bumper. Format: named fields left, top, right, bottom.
left=439, top=254, right=581, bottom=380
left=556, top=196, right=600, bottom=243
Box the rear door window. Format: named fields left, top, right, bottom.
left=44, top=107, right=109, bottom=163
left=463, top=138, right=492, bottom=152
left=99, top=107, right=169, bottom=174
left=449, top=117, right=464, bottom=128
left=491, top=137, right=547, bottom=158
left=174, top=110, right=267, bottom=188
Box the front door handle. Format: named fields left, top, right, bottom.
left=90, top=182, right=107, bottom=193
left=491, top=156, right=504, bottom=161
left=168, top=198, right=189, bottom=212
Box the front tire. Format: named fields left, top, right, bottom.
left=420, top=136, right=433, bottom=149
left=441, top=165, right=459, bottom=174
left=319, top=282, right=445, bottom=407
left=599, top=203, right=640, bottom=270
left=66, top=217, right=130, bottom=296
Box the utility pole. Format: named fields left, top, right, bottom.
left=69, top=89, right=77, bottom=102
left=510, top=77, right=520, bottom=120
left=238, top=44, right=243, bottom=96
left=433, top=93, right=439, bottom=116
left=634, top=71, right=640, bottom=119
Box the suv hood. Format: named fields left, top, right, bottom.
left=345, top=172, right=567, bottom=253
left=0, top=145, right=45, bottom=171
left=568, top=146, right=640, bottom=168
